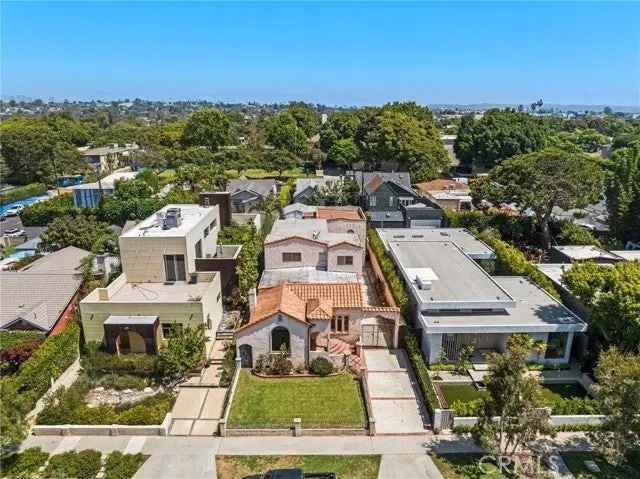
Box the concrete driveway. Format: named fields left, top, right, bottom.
left=364, top=349, right=431, bottom=435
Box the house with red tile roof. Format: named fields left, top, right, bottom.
left=235, top=282, right=400, bottom=369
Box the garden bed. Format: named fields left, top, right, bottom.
left=227, top=370, right=367, bottom=429
left=36, top=374, right=175, bottom=426
left=0, top=448, right=149, bottom=479
left=436, top=381, right=599, bottom=416
left=216, top=455, right=380, bottom=479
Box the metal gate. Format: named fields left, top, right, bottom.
left=361, top=323, right=392, bottom=347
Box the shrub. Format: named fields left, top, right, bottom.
left=156, top=325, right=206, bottom=384
left=450, top=399, right=483, bottom=417
left=104, top=452, right=149, bottom=479
left=367, top=229, right=411, bottom=318
left=405, top=331, right=441, bottom=415
left=43, top=449, right=102, bottom=479
left=0, top=331, right=44, bottom=351
left=93, top=373, right=150, bottom=390
left=279, top=178, right=294, bottom=208
left=82, top=342, right=157, bottom=377
left=548, top=396, right=600, bottom=415
left=0, top=183, right=47, bottom=204
left=219, top=342, right=237, bottom=387
left=19, top=193, right=80, bottom=226
left=271, top=354, right=293, bottom=376
left=310, top=357, right=334, bottom=376
left=0, top=447, right=49, bottom=478
left=0, top=337, right=44, bottom=375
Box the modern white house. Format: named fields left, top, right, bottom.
left=69, top=169, right=138, bottom=208
left=80, top=204, right=225, bottom=354
left=379, top=228, right=587, bottom=365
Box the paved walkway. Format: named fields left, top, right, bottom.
left=364, top=349, right=431, bottom=435
left=22, top=433, right=593, bottom=479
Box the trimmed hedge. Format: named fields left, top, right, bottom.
left=405, top=331, right=441, bottom=415
left=480, top=233, right=561, bottom=300
left=0, top=183, right=47, bottom=205
left=279, top=178, right=294, bottom=208
left=367, top=229, right=411, bottom=318
left=82, top=343, right=157, bottom=377
left=43, top=449, right=102, bottom=479
left=310, top=357, right=334, bottom=376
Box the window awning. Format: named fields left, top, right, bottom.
left=104, top=315, right=158, bottom=325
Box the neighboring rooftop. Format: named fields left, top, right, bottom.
left=316, top=206, right=365, bottom=221
left=348, top=171, right=412, bottom=193
left=121, top=204, right=214, bottom=238
left=415, top=179, right=470, bottom=193
left=369, top=211, right=404, bottom=223
left=421, top=276, right=587, bottom=333
left=69, top=169, right=138, bottom=190
left=0, top=246, right=90, bottom=332
left=388, top=240, right=514, bottom=310
left=293, top=176, right=340, bottom=197
left=536, top=262, right=614, bottom=288
left=80, top=143, right=138, bottom=156
left=376, top=228, right=495, bottom=259
left=267, top=218, right=360, bottom=246
left=552, top=245, right=622, bottom=262
left=259, top=267, right=360, bottom=289
left=282, top=203, right=317, bottom=216
left=226, top=178, right=276, bottom=197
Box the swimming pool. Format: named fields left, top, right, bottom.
left=0, top=195, right=50, bottom=215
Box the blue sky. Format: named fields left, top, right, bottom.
left=2, top=1, right=639, bottom=106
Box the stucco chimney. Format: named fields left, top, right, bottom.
left=98, top=288, right=109, bottom=301
left=248, top=287, right=257, bottom=312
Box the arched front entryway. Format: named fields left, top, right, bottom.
left=239, top=344, right=253, bottom=368
left=116, top=330, right=147, bottom=354
left=271, top=326, right=290, bottom=353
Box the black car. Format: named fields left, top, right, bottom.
left=263, top=469, right=336, bottom=479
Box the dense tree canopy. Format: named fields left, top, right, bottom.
left=483, top=148, right=604, bottom=249
left=454, top=109, right=548, bottom=169
left=38, top=215, right=118, bottom=253
left=327, top=138, right=360, bottom=167
left=181, top=108, right=234, bottom=151
left=318, top=111, right=362, bottom=153
left=563, top=261, right=640, bottom=351
left=286, top=103, right=321, bottom=137
left=606, top=145, right=640, bottom=245
left=264, top=112, right=309, bottom=157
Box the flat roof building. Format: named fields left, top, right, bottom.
left=381, top=228, right=586, bottom=365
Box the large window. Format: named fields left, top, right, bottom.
left=545, top=332, right=568, bottom=359
left=369, top=196, right=376, bottom=207
left=164, top=254, right=186, bottom=281
left=337, top=256, right=353, bottom=266
left=332, top=315, right=350, bottom=332
left=282, top=252, right=302, bottom=262
left=399, top=197, right=414, bottom=206
left=271, top=326, right=290, bottom=352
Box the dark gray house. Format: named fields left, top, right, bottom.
left=350, top=171, right=420, bottom=212
left=226, top=178, right=277, bottom=213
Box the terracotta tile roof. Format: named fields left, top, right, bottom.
left=244, top=282, right=364, bottom=329
left=362, top=305, right=401, bottom=313
left=316, top=207, right=363, bottom=221
left=365, top=175, right=384, bottom=193
left=415, top=179, right=469, bottom=193
left=287, top=282, right=364, bottom=308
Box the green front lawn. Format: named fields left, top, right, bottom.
left=431, top=453, right=506, bottom=479
left=227, top=371, right=367, bottom=429
left=438, top=382, right=588, bottom=408
left=560, top=451, right=640, bottom=479
left=216, top=455, right=380, bottom=479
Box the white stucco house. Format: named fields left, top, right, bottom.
left=235, top=282, right=400, bottom=368
left=377, top=228, right=587, bottom=365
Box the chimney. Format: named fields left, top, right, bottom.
left=98, top=288, right=109, bottom=301
left=200, top=192, right=232, bottom=227
left=248, top=287, right=257, bottom=312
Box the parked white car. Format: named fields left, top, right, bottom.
left=2, top=204, right=25, bottom=217
left=3, top=227, right=25, bottom=237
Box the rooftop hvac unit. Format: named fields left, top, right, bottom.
left=163, top=208, right=182, bottom=229
left=416, top=276, right=432, bottom=290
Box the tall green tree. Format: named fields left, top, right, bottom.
left=590, top=348, right=640, bottom=467
left=287, top=103, right=321, bottom=137
left=318, top=111, right=361, bottom=153
left=453, top=109, right=548, bottom=169
left=606, top=145, right=640, bottom=245
left=38, top=215, right=117, bottom=253
left=485, top=148, right=603, bottom=249
left=327, top=138, right=360, bottom=168
left=181, top=108, right=234, bottom=151
left=265, top=112, right=309, bottom=157
left=472, top=334, right=553, bottom=456
left=263, top=149, right=300, bottom=177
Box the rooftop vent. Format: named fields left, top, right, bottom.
left=163, top=208, right=182, bottom=230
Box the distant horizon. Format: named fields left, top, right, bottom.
left=2, top=2, right=639, bottom=107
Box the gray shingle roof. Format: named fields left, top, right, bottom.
left=226, top=178, right=276, bottom=198
left=0, top=246, right=90, bottom=332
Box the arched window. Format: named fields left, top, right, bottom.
left=347, top=229, right=355, bottom=234
left=271, top=326, right=290, bottom=353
